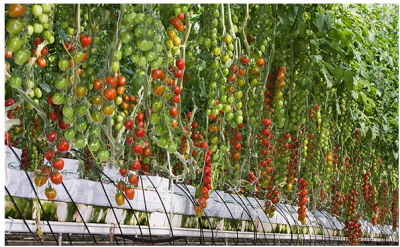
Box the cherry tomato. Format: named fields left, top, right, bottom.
left=125, top=187, right=135, bottom=200
left=50, top=172, right=63, bottom=185
left=34, top=175, right=48, bottom=187
left=115, top=192, right=125, bottom=206
left=52, top=158, right=65, bottom=171
left=57, top=140, right=70, bottom=153
left=8, top=4, right=25, bottom=17
left=45, top=187, right=57, bottom=200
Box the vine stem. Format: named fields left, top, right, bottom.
left=241, top=4, right=250, bottom=56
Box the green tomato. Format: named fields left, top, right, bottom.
left=212, top=47, right=221, bottom=56
left=34, top=88, right=42, bottom=98
left=226, top=112, right=235, bottom=121
left=91, top=111, right=101, bottom=122
left=27, top=25, right=34, bottom=36
left=62, top=106, right=74, bottom=117
left=52, top=93, right=64, bottom=105
left=125, top=12, right=137, bottom=23
left=38, top=13, right=49, bottom=24
left=120, top=31, right=134, bottom=43
left=152, top=100, right=163, bottom=112
left=134, top=13, right=145, bottom=24
left=88, top=140, right=101, bottom=151
left=130, top=54, right=139, bottom=63
left=13, top=49, right=30, bottom=65
left=63, top=115, right=75, bottom=124
left=114, top=50, right=122, bottom=61
left=89, top=126, right=101, bottom=138
left=32, top=4, right=43, bottom=16
left=33, top=23, right=44, bottom=33
left=157, top=137, right=169, bottom=148
left=8, top=76, right=22, bottom=88
left=137, top=56, right=147, bottom=67
left=76, top=120, right=88, bottom=132
left=235, top=115, right=244, bottom=124
left=74, top=137, right=86, bottom=148
left=76, top=104, right=87, bottom=116
left=64, top=129, right=76, bottom=140
left=58, top=59, right=69, bottom=72
left=150, top=113, right=161, bottom=124
left=146, top=51, right=156, bottom=61
left=28, top=90, right=35, bottom=98
left=55, top=78, right=67, bottom=90
left=97, top=149, right=110, bottom=162
left=41, top=3, right=52, bottom=12
left=6, top=19, right=23, bottom=35
left=167, top=143, right=178, bottom=153
left=111, top=61, right=119, bottom=73
left=223, top=104, right=232, bottom=112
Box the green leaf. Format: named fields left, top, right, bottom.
left=333, top=67, right=344, bottom=82
left=321, top=66, right=333, bottom=88
left=351, top=90, right=358, bottom=100
left=314, top=13, right=326, bottom=33
left=310, top=55, right=322, bottom=63
left=343, top=70, right=354, bottom=92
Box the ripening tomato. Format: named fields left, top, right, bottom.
left=256, top=58, right=265, bottom=67
left=151, top=69, right=164, bottom=80
left=34, top=175, right=48, bottom=187
left=115, top=192, right=125, bottom=206
left=169, top=106, right=178, bottom=117
left=45, top=187, right=57, bottom=200
left=153, top=84, right=165, bottom=96
left=104, top=88, right=117, bottom=100
left=36, top=57, right=46, bottom=67
left=41, top=46, right=49, bottom=56
left=8, top=4, right=25, bottom=17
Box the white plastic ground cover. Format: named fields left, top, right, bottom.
left=4, top=146, right=398, bottom=235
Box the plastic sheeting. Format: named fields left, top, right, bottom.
left=4, top=145, right=398, bottom=236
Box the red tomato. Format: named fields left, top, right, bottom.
left=50, top=172, right=63, bottom=185
left=52, top=158, right=65, bottom=171
left=119, top=168, right=128, bottom=176
left=174, top=69, right=183, bottom=78
left=240, top=55, right=250, bottom=64
left=135, top=128, right=145, bottom=138
left=44, top=149, right=54, bottom=161
left=151, top=69, right=164, bottom=80
left=175, top=59, right=185, bottom=70
left=56, top=140, right=70, bottom=153
left=132, top=143, right=143, bottom=155
left=48, top=112, right=58, bottom=121
left=125, top=187, right=135, bottom=200
left=128, top=174, right=138, bottom=186
left=46, top=131, right=58, bottom=142
left=169, top=106, right=178, bottom=117
left=124, top=119, right=134, bottom=130
left=130, top=160, right=141, bottom=171
left=203, top=175, right=212, bottom=184
left=80, top=34, right=92, bottom=48
left=171, top=95, right=180, bottom=103
left=177, top=13, right=185, bottom=20
left=136, top=112, right=144, bottom=121
left=173, top=86, right=181, bottom=95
